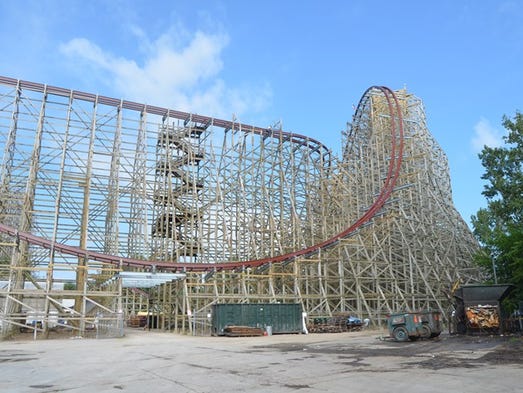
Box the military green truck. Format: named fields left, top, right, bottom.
left=388, top=311, right=442, bottom=342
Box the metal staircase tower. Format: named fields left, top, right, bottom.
left=152, top=121, right=206, bottom=261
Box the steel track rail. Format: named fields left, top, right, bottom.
left=0, top=76, right=329, bottom=156
left=0, top=82, right=403, bottom=272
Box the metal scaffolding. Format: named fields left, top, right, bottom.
left=0, top=77, right=481, bottom=338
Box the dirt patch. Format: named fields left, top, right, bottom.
left=405, top=336, right=523, bottom=370
left=478, top=337, right=523, bottom=365
left=256, top=333, right=523, bottom=370
left=0, top=350, right=38, bottom=363
left=283, top=384, right=311, bottom=390
left=404, top=355, right=481, bottom=370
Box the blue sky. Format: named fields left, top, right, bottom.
left=1, top=0, right=522, bottom=227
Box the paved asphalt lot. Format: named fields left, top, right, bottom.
left=1, top=328, right=522, bottom=392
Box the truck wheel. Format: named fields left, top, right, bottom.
left=421, top=325, right=431, bottom=339
left=392, top=326, right=409, bottom=342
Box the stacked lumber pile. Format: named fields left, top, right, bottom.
left=308, top=323, right=345, bottom=333
left=223, top=325, right=265, bottom=337
left=307, top=313, right=362, bottom=333
left=466, top=305, right=499, bottom=329
left=128, top=315, right=147, bottom=328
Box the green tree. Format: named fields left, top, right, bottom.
left=471, top=112, right=523, bottom=308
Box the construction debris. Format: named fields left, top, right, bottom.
left=466, top=305, right=499, bottom=329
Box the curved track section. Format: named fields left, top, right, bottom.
left=0, top=82, right=403, bottom=272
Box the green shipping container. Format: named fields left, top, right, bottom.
left=211, top=303, right=303, bottom=335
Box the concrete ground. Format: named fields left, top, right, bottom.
left=1, top=328, right=521, bottom=393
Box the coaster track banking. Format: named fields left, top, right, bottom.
left=0, top=78, right=403, bottom=272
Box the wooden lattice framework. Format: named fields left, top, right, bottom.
left=0, top=77, right=480, bottom=338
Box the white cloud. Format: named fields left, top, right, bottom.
left=59, top=29, right=271, bottom=119
left=471, top=117, right=505, bottom=153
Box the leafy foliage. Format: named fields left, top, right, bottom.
left=63, top=282, right=77, bottom=291
left=471, top=112, right=523, bottom=308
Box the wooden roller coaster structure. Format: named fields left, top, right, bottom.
left=0, top=76, right=481, bottom=338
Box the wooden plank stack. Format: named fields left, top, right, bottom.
left=223, top=325, right=265, bottom=337
left=307, top=313, right=363, bottom=333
